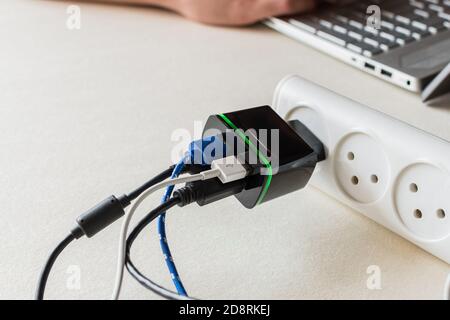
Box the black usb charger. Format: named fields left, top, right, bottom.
left=191, top=105, right=326, bottom=208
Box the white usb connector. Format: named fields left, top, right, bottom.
left=211, top=156, right=248, bottom=183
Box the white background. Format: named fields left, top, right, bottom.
left=1, top=0, right=450, bottom=299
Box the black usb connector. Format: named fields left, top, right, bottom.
left=71, top=163, right=207, bottom=239
left=175, top=178, right=247, bottom=207
left=71, top=194, right=130, bottom=239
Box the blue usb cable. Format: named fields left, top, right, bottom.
left=158, top=155, right=188, bottom=296
left=158, top=136, right=226, bottom=296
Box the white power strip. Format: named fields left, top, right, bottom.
left=273, top=75, right=450, bottom=264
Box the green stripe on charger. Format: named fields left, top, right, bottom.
left=218, top=113, right=273, bottom=205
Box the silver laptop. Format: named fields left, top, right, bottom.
left=265, top=0, right=450, bottom=92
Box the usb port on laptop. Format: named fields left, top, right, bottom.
left=381, top=69, right=392, bottom=77
left=364, top=62, right=375, bottom=71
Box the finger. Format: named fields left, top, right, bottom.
left=256, top=0, right=317, bottom=18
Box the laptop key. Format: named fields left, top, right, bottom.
left=438, top=11, right=450, bottom=20
left=348, top=30, right=364, bottom=41
left=333, top=24, right=348, bottom=34
left=395, top=14, right=411, bottom=25
left=382, top=10, right=396, bottom=20
left=429, top=4, right=444, bottom=12
left=363, top=37, right=380, bottom=48
left=289, top=19, right=318, bottom=33
left=395, top=25, right=412, bottom=36
left=349, top=19, right=364, bottom=29
left=381, top=20, right=395, bottom=30
left=411, top=20, right=428, bottom=30
left=346, top=43, right=366, bottom=54
left=347, top=42, right=382, bottom=57
left=410, top=0, right=426, bottom=9
left=333, top=14, right=349, bottom=24
left=317, top=30, right=347, bottom=46
left=414, top=8, right=430, bottom=18
left=379, top=31, right=396, bottom=42
left=318, top=18, right=333, bottom=29
left=364, top=25, right=379, bottom=35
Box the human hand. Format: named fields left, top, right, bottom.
left=155, top=0, right=317, bottom=26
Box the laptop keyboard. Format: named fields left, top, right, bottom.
left=287, top=0, right=450, bottom=58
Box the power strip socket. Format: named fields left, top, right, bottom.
left=273, top=75, right=450, bottom=264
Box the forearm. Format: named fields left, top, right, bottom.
left=90, top=0, right=179, bottom=10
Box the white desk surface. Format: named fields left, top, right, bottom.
left=2, top=0, right=450, bottom=300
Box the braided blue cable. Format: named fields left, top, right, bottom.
left=158, top=156, right=188, bottom=296
left=158, top=136, right=225, bottom=296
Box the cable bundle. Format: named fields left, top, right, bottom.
left=35, top=137, right=248, bottom=300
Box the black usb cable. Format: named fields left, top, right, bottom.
left=35, top=166, right=177, bottom=300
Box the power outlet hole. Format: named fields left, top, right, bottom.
left=371, top=174, right=379, bottom=183
left=409, top=183, right=418, bottom=193
left=437, top=209, right=446, bottom=219
left=351, top=176, right=359, bottom=185
left=347, top=152, right=355, bottom=160
left=414, top=209, right=423, bottom=219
